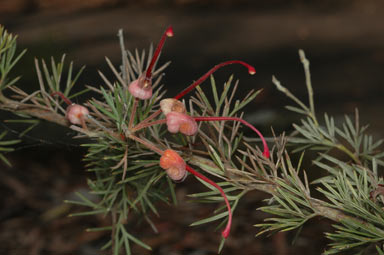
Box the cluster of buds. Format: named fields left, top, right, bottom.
left=126, top=26, right=270, bottom=239
left=47, top=24, right=269, bottom=240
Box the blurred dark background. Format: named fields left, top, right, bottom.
left=1, top=1, right=384, bottom=254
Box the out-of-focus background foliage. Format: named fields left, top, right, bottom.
left=1, top=1, right=384, bottom=254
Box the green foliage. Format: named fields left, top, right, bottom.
left=255, top=50, right=384, bottom=254
left=34, top=54, right=86, bottom=100
left=0, top=26, right=25, bottom=162
left=255, top=152, right=316, bottom=235
left=0, top=25, right=26, bottom=91
left=317, top=158, right=384, bottom=254
left=0, top=130, right=20, bottom=166
left=190, top=75, right=260, bottom=163
left=67, top=46, right=173, bottom=254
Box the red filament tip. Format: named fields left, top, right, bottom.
left=174, top=60, right=256, bottom=100
left=194, top=116, right=270, bottom=158
left=165, top=26, right=174, bottom=37
left=185, top=165, right=232, bottom=238
left=145, top=25, right=173, bottom=80
left=248, top=66, right=256, bottom=75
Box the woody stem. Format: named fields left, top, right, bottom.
left=128, top=134, right=164, bottom=155
left=134, top=109, right=162, bottom=130
left=132, top=118, right=166, bottom=132
left=185, top=164, right=232, bottom=239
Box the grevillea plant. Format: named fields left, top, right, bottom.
left=2, top=24, right=384, bottom=255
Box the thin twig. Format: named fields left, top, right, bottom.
left=299, top=49, right=315, bottom=117
left=128, top=134, right=164, bottom=155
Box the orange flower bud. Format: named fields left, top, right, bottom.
left=159, top=149, right=186, bottom=181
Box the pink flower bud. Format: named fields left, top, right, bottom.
left=128, top=26, right=173, bottom=100
left=66, top=104, right=89, bottom=125
left=166, top=112, right=198, bottom=136
left=160, top=98, right=186, bottom=115
left=159, top=149, right=187, bottom=181
left=128, top=75, right=152, bottom=100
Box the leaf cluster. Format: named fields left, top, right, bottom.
left=0, top=130, right=20, bottom=166
left=69, top=44, right=174, bottom=253
left=0, top=25, right=26, bottom=91
left=254, top=50, right=384, bottom=254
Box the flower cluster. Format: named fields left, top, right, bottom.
left=126, top=26, right=270, bottom=239
left=51, top=25, right=269, bottom=239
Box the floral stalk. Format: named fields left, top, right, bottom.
left=51, top=91, right=72, bottom=105
left=174, top=60, right=255, bottom=100
left=185, top=164, right=233, bottom=239
left=145, top=26, right=173, bottom=80
left=194, top=116, right=270, bottom=158
left=128, top=134, right=164, bottom=155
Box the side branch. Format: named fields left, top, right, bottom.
left=187, top=155, right=376, bottom=229
left=0, top=94, right=68, bottom=126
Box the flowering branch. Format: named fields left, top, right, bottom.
left=2, top=24, right=384, bottom=255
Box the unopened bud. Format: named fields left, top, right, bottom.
left=160, top=98, right=186, bottom=115
left=166, top=112, right=198, bottom=136
left=128, top=75, right=152, bottom=100
left=160, top=149, right=187, bottom=181
left=66, top=104, right=89, bottom=125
